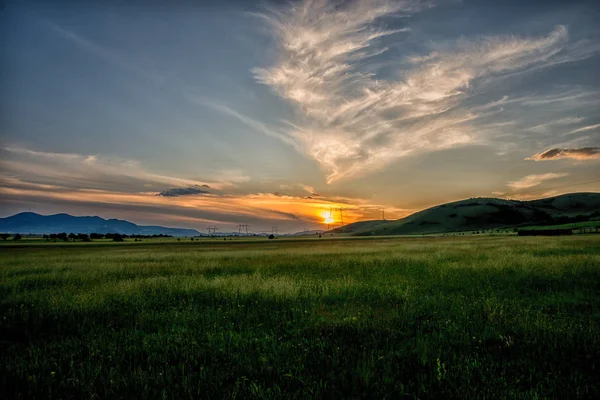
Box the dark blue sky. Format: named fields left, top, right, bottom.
left=1, top=0, right=599, bottom=232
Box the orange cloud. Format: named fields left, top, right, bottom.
left=526, top=147, right=600, bottom=161
left=508, top=173, right=568, bottom=190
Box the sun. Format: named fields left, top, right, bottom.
left=323, top=211, right=335, bottom=225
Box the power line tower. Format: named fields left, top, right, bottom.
left=332, top=207, right=347, bottom=227
left=272, top=227, right=278, bottom=235
left=381, top=208, right=386, bottom=221
left=238, top=224, right=249, bottom=235
left=206, top=225, right=218, bottom=235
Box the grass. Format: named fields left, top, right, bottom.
left=1, top=235, right=599, bottom=399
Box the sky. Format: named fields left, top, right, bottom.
left=1, top=0, right=600, bottom=233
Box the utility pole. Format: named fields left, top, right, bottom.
left=381, top=208, right=386, bottom=221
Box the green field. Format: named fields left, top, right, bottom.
left=1, top=236, right=600, bottom=399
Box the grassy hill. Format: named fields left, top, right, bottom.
left=335, top=193, right=600, bottom=236
left=328, top=220, right=392, bottom=234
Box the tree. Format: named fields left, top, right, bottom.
left=112, top=234, right=124, bottom=242
left=0, top=233, right=9, bottom=241
left=268, top=234, right=275, bottom=239
left=68, top=233, right=76, bottom=241
left=13, top=233, right=22, bottom=241
left=57, top=232, right=68, bottom=242
left=90, top=233, right=103, bottom=240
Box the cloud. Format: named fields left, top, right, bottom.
left=185, top=96, right=299, bottom=148
left=508, top=173, right=568, bottom=190
left=158, top=186, right=210, bottom=197
left=526, top=147, right=600, bottom=161
left=0, top=146, right=239, bottom=192
left=251, top=0, right=594, bottom=183
left=525, top=117, right=585, bottom=133
left=568, top=123, right=600, bottom=135
left=474, top=90, right=600, bottom=112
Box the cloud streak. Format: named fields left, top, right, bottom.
left=0, top=146, right=240, bottom=192
left=527, top=147, right=600, bottom=161
left=568, top=123, right=600, bottom=135
left=252, top=0, right=596, bottom=183
left=508, top=173, right=568, bottom=190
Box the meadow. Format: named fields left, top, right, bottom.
left=1, top=235, right=599, bottom=399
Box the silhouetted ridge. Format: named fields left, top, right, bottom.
left=0, top=213, right=200, bottom=236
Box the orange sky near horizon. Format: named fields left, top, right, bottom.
left=0, top=183, right=412, bottom=232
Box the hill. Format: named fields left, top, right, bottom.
left=290, top=230, right=325, bottom=236
left=0, top=212, right=200, bottom=237
left=329, top=220, right=392, bottom=234
left=332, top=193, right=600, bottom=236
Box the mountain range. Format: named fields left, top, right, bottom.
left=329, top=192, right=600, bottom=236
left=0, top=213, right=200, bottom=237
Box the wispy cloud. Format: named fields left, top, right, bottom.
left=474, top=90, right=600, bottom=112
left=192, top=98, right=299, bottom=148
left=0, top=146, right=240, bottom=191
left=251, top=0, right=595, bottom=183
left=568, top=123, right=600, bottom=135
left=526, top=147, right=600, bottom=161
left=508, top=172, right=568, bottom=190
left=525, top=117, right=585, bottom=133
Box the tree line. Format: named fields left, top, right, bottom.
left=42, top=233, right=174, bottom=242
left=0, top=233, right=22, bottom=241
left=0, top=233, right=173, bottom=242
